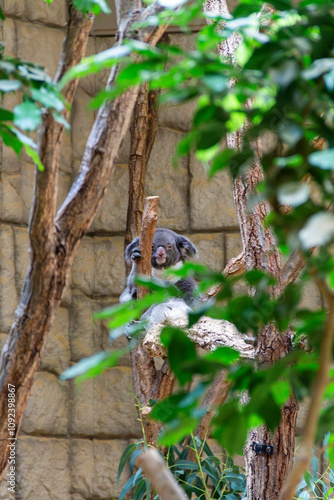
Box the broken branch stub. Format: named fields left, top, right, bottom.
left=137, top=196, right=159, bottom=299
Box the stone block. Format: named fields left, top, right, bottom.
left=95, top=36, right=116, bottom=92
left=93, top=164, right=129, bottom=233
left=0, top=476, right=16, bottom=500
left=0, top=334, right=8, bottom=355
left=16, top=21, right=64, bottom=78
left=13, top=226, right=30, bottom=296
left=17, top=436, right=71, bottom=500
left=3, top=0, right=67, bottom=26
left=190, top=233, right=225, bottom=271
left=0, top=225, right=18, bottom=332
left=116, top=128, right=131, bottom=164
left=57, top=171, right=71, bottom=210
left=190, top=155, right=238, bottom=230
left=225, top=233, right=243, bottom=264
left=41, top=308, right=71, bottom=374
left=21, top=372, right=69, bottom=435
left=146, top=128, right=189, bottom=231
left=69, top=293, right=102, bottom=361
left=94, top=236, right=125, bottom=297
left=70, top=367, right=141, bottom=437
left=70, top=438, right=130, bottom=499
left=299, top=282, right=322, bottom=310
left=159, top=100, right=197, bottom=132
left=72, top=237, right=95, bottom=296
left=0, top=173, right=24, bottom=223
left=3, top=18, right=17, bottom=57
left=59, top=128, right=73, bottom=174
left=77, top=37, right=96, bottom=96
left=71, top=88, right=96, bottom=162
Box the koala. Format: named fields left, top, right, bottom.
left=120, top=228, right=199, bottom=328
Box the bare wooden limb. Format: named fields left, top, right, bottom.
left=282, top=250, right=306, bottom=289
left=186, top=370, right=232, bottom=461
left=136, top=449, right=188, bottom=500
left=142, top=316, right=255, bottom=359
left=137, top=196, right=159, bottom=298
left=280, top=291, right=334, bottom=500
left=203, top=251, right=245, bottom=302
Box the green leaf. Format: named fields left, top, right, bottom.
left=328, top=433, right=334, bottom=469
left=205, top=347, right=240, bottom=365
left=0, top=6, right=5, bottom=18
left=30, top=87, right=64, bottom=112
left=73, top=0, right=111, bottom=14
left=173, top=460, right=199, bottom=470
left=308, top=149, right=334, bottom=170
left=277, top=182, right=310, bottom=207
left=117, top=443, right=140, bottom=487
left=160, top=327, right=197, bottom=385
left=0, top=108, right=14, bottom=121
left=0, top=124, right=23, bottom=154
left=14, top=102, right=42, bottom=130
left=118, top=471, right=143, bottom=500
left=157, top=0, right=188, bottom=7
left=0, top=80, right=21, bottom=92
left=59, top=45, right=131, bottom=88
left=60, top=351, right=112, bottom=380
left=270, top=380, right=291, bottom=406
left=299, top=212, right=334, bottom=249
left=24, top=145, right=44, bottom=172
left=133, top=479, right=147, bottom=500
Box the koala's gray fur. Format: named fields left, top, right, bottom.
left=120, top=228, right=199, bottom=328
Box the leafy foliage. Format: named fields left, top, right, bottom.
left=117, top=437, right=247, bottom=500
left=0, top=42, right=66, bottom=170
left=56, top=0, right=334, bottom=477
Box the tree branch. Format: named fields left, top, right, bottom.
left=280, top=289, right=334, bottom=500
left=125, top=84, right=161, bottom=262
left=136, top=449, right=188, bottom=500
left=202, top=251, right=245, bottom=302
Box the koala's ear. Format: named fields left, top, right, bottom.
left=125, top=237, right=140, bottom=265
left=176, top=235, right=198, bottom=260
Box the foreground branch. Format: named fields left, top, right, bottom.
left=136, top=449, right=188, bottom=500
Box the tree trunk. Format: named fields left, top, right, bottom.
left=0, top=0, right=171, bottom=480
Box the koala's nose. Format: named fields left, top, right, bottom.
left=157, top=246, right=165, bottom=257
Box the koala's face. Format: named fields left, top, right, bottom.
left=151, top=229, right=198, bottom=270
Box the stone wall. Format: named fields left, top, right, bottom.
left=0, top=3, right=323, bottom=500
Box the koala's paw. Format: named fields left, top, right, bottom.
left=131, top=250, right=141, bottom=262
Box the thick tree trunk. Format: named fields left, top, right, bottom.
left=0, top=0, right=170, bottom=480
left=125, top=84, right=160, bottom=275
left=233, top=155, right=298, bottom=500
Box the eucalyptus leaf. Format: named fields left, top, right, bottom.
left=299, top=212, right=334, bottom=249
left=14, top=101, right=42, bottom=130
left=308, top=149, right=334, bottom=170
left=0, top=80, right=21, bottom=92
left=277, top=182, right=310, bottom=207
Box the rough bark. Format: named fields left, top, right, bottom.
left=125, top=84, right=160, bottom=275
left=202, top=0, right=298, bottom=495
left=280, top=289, right=334, bottom=500
left=0, top=0, right=171, bottom=480
left=128, top=196, right=176, bottom=446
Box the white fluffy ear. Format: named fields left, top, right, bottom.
left=176, top=235, right=198, bottom=260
